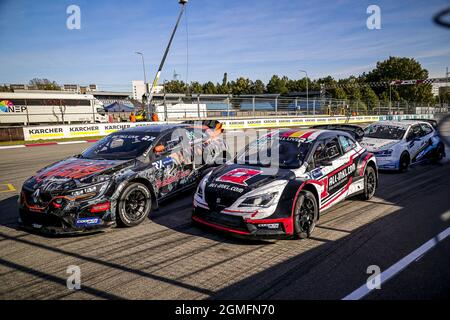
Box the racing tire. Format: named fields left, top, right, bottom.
left=293, top=190, right=318, bottom=239
left=399, top=152, right=410, bottom=172
left=359, top=166, right=377, bottom=200
left=117, top=183, right=152, bottom=227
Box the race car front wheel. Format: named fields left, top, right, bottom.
left=399, top=152, right=410, bottom=172
left=360, top=166, right=377, bottom=200
left=117, top=183, right=152, bottom=227
left=293, top=190, right=318, bottom=239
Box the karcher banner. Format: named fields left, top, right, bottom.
left=22, top=114, right=433, bottom=140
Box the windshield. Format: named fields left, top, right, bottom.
left=236, top=134, right=311, bottom=169
left=364, top=125, right=406, bottom=140
left=81, top=133, right=158, bottom=160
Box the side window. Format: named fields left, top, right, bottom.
left=324, top=137, right=342, bottom=160
left=312, top=141, right=326, bottom=167
left=407, top=125, right=422, bottom=141
left=155, top=132, right=181, bottom=155
left=312, top=138, right=341, bottom=167
left=338, top=135, right=357, bottom=153
left=420, top=123, right=433, bottom=136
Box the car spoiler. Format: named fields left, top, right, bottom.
left=182, top=119, right=223, bottom=132
left=415, top=119, right=438, bottom=129
left=312, top=124, right=365, bottom=141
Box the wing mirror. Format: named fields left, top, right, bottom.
left=154, top=144, right=165, bottom=153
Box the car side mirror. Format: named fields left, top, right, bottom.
left=154, top=144, right=165, bottom=153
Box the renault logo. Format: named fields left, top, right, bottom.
left=32, top=188, right=41, bottom=203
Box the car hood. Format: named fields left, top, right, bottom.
left=24, top=157, right=134, bottom=191
left=204, top=164, right=294, bottom=209
left=360, top=137, right=399, bottom=152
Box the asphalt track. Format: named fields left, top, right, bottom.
left=0, top=129, right=449, bottom=300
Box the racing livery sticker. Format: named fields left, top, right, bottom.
left=216, top=168, right=263, bottom=186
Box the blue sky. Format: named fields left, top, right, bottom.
left=0, top=0, right=449, bottom=91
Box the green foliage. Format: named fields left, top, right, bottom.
left=28, top=78, right=61, bottom=90
left=363, top=56, right=433, bottom=102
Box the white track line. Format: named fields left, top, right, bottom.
left=343, top=226, right=450, bottom=300
left=0, top=145, right=25, bottom=150
left=57, top=141, right=89, bottom=145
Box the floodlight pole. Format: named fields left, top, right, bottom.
left=146, top=0, right=188, bottom=117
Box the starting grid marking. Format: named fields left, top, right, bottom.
left=343, top=226, right=450, bottom=300
left=0, top=184, right=16, bottom=193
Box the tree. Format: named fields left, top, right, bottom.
left=202, top=81, right=217, bottom=94
left=266, top=75, right=289, bottom=94
left=28, top=78, right=60, bottom=90
left=360, top=86, right=379, bottom=110
left=231, top=77, right=252, bottom=95
left=0, top=85, right=12, bottom=92
left=190, top=81, right=203, bottom=94
left=164, top=80, right=187, bottom=93
left=364, top=56, right=433, bottom=102
left=250, top=79, right=265, bottom=94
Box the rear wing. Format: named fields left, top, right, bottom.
left=415, top=119, right=438, bottom=130
left=312, top=124, right=365, bottom=141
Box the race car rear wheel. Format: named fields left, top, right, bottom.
left=399, top=152, right=410, bottom=172
left=432, top=143, right=445, bottom=163
left=360, top=166, right=377, bottom=200
left=117, top=183, right=152, bottom=227
left=293, top=190, right=318, bottom=239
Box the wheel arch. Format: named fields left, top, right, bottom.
left=126, top=177, right=158, bottom=210
left=301, top=183, right=321, bottom=220
left=366, top=159, right=379, bottom=187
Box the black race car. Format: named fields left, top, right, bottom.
left=192, top=127, right=378, bottom=239
left=19, top=122, right=226, bottom=234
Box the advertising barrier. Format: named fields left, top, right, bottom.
left=22, top=114, right=434, bottom=141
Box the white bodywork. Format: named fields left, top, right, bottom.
left=360, top=121, right=440, bottom=170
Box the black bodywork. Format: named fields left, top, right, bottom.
left=19, top=123, right=226, bottom=234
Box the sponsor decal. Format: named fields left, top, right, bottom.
left=152, top=157, right=174, bottom=169
left=105, top=124, right=131, bottom=133
left=29, top=128, right=64, bottom=135
left=216, top=168, right=262, bottom=186
left=0, top=100, right=27, bottom=113
left=34, top=159, right=116, bottom=181
left=328, top=163, right=356, bottom=190
left=156, top=170, right=191, bottom=188
left=207, top=182, right=244, bottom=193
left=75, top=217, right=102, bottom=226
left=69, top=126, right=100, bottom=136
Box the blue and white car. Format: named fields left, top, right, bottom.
left=360, top=120, right=445, bottom=171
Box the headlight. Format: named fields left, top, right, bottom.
left=234, top=180, right=288, bottom=210
left=374, top=149, right=393, bottom=157
left=68, top=182, right=109, bottom=198
left=239, top=192, right=278, bottom=208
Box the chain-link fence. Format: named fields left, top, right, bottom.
left=0, top=95, right=448, bottom=126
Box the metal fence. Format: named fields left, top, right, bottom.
left=0, top=95, right=448, bottom=126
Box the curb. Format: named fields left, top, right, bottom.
left=0, top=140, right=99, bottom=151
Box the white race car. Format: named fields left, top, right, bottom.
left=360, top=120, right=445, bottom=171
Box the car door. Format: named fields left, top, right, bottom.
left=406, top=124, right=425, bottom=161
left=308, top=136, right=352, bottom=209
left=152, top=131, right=186, bottom=198
left=413, top=122, right=436, bottom=162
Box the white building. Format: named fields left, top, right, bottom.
left=132, top=80, right=163, bottom=102
left=432, top=83, right=450, bottom=96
